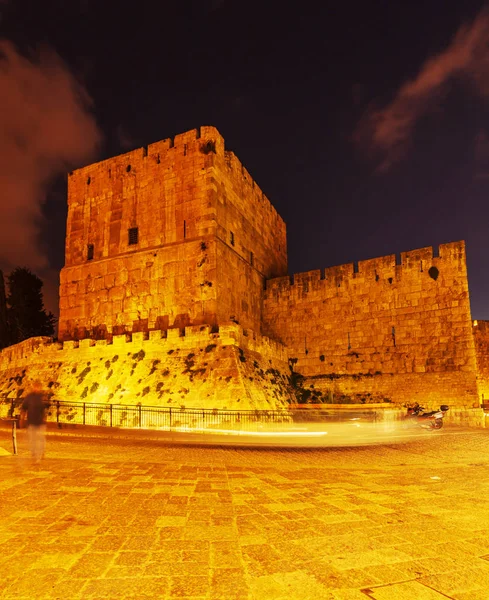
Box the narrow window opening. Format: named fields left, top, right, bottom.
left=420, top=261, right=423, bottom=272
left=183, top=144, right=187, bottom=156
left=108, top=168, right=111, bottom=178
left=126, top=164, right=131, bottom=173
left=392, top=326, right=396, bottom=347
left=156, top=154, right=161, bottom=164
left=230, top=231, right=235, bottom=246
left=250, top=251, right=254, bottom=266
left=200, top=140, right=216, bottom=154
left=128, top=227, right=139, bottom=245
left=87, top=244, right=94, bottom=261
left=348, top=332, right=351, bottom=350
left=183, top=220, right=186, bottom=239
left=87, top=176, right=91, bottom=185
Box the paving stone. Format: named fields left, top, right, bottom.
left=3, top=427, right=489, bottom=598
left=170, top=575, right=209, bottom=596
left=364, top=580, right=450, bottom=598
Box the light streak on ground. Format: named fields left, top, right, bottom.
left=120, top=417, right=444, bottom=447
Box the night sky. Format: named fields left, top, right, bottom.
left=1, top=0, right=489, bottom=319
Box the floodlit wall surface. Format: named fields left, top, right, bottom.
left=0, top=325, right=292, bottom=413
left=59, top=126, right=287, bottom=339
left=211, top=147, right=287, bottom=330
left=60, top=238, right=219, bottom=340
left=263, top=241, right=479, bottom=407
left=473, top=320, right=489, bottom=403
left=39, top=125, right=486, bottom=409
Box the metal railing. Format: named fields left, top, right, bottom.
left=0, top=395, right=387, bottom=434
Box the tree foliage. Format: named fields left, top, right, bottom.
left=0, top=271, right=8, bottom=349
left=0, top=267, right=56, bottom=349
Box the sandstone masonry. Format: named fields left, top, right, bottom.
left=0, top=125, right=487, bottom=411
left=60, top=126, right=286, bottom=339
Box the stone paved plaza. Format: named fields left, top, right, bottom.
left=2, top=426, right=489, bottom=599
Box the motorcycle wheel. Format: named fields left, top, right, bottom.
left=432, top=419, right=443, bottom=430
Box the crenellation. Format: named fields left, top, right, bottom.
left=173, top=128, right=200, bottom=147
left=264, top=241, right=470, bottom=304
left=400, top=246, right=433, bottom=268
left=324, top=262, right=355, bottom=283
left=0, top=322, right=294, bottom=410
left=294, top=270, right=322, bottom=285
left=79, top=338, right=95, bottom=349
left=265, top=276, right=291, bottom=293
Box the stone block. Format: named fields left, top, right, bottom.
left=167, top=328, right=183, bottom=341
left=132, top=332, right=145, bottom=345
left=79, top=339, right=95, bottom=348
left=149, top=330, right=163, bottom=342
left=63, top=341, right=79, bottom=350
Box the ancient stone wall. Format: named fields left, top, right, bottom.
left=47, top=124, right=488, bottom=410
left=210, top=148, right=287, bottom=330
left=59, top=126, right=287, bottom=339
left=0, top=325, right=293, bottom=414
left=60, top=238, right=219, bottom=339
left=213, top=149, right=287, bottom=281
left=263, top=241, right=479, bottom=407
left=473, top=320, right=489, bottom=403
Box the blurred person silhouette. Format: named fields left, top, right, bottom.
left=21, top=381, right=48, bottom=463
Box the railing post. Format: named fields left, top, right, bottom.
left=56, top=400, right=60, bottom=424
left=138, top=404, right=142, bottom=428
left=11, top=418, right=17, bottom=455
left=110, top=404, right=113, bottom=427
left=83, top=403, right=86, bottom=425
left=169, top=407, right=172, bottom=431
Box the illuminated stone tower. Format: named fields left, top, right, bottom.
left=58, top=126, right=287, bottom=341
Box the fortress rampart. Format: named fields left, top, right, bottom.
left=0, top=324, right=288, bottom=367
left=60, top=126, right=287, bottom=340
left=0, top=125, right=485, bottom=413
left=263, top=241, right=479, bottom=406
left=0, top=324, right=293, bottom=413
left=473, top=320, right=489, bottom=403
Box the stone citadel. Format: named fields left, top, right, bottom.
left=1, top=125, right=489, bottom=418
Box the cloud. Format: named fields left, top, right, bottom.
left=355, top=8, right=489, bottom=172
left=0, top=40, right=102, bottom=314
left=474, top=129, right=489, bottom=179
left=116, top=123, right=135, bottom=150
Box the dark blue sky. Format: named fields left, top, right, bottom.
left=2, top=0, right=489, bottom=317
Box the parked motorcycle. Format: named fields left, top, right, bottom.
left=405, top=403, right=449, bottom=430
